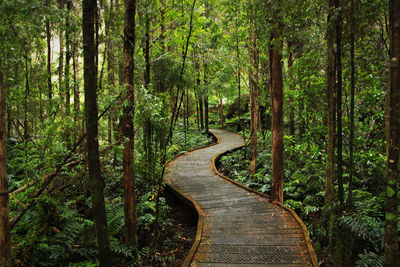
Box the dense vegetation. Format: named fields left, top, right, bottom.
left=0, top=0, right=399, bottom=266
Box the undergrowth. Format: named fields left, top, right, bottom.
left=8, top=123, right=211, bottom=266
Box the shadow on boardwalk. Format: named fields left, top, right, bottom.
left=165, top=129, right=318, bottom=267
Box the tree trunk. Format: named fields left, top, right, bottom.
left=270, top=19, right=283, bottom=204
left=82, top=0, right=112, bottom=265
left=248, top=9, right=259, bottom=177
left=334, top=1, right=345, bottom=263
left=288, top=46, right=295, bottom=136
left=122, top=0, right=139, bottom=259
left=236, top=44, right=242, bottom=132
left=348, top=0, right=355, bottom=212
left=187, top=85, right=190, bottom=130
left=144, top=14, right=150, bottom=90
left=105, top=0, right=115, bottom=146
left=218, top=93, right=224, bottom=126
left=0, top=66, right=11, bottom=267
left=196, top=63, right=204, bottom=129
left=46, top=0, right=52, bottom=110
left=160, top=0, right=166, bottom=52
left=24, top=54, right=29, bottom=160
left=203, top=63, right=209, bottom=132
left=73, top=45, right=80, bottom=139
left=195, top=91, right=200, bottom=129
left=142, top=6, right=154, bottom=184
left=59, top=0, right=65, bottom=115
left=335, top=0, right=344, bottom=214
left=65, top=0, right=71, bottom=117
left=325, top=0, right=336, bottom=263
left=385, top=0, right=400, bottom=265
left=6, top=106, right=11, bottom=139
left=344, top=1, right=355, bottom=265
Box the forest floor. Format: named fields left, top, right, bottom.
left=165, top=189, right=196, bottom=266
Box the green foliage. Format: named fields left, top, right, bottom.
left=355, top=251, right=385, bottom=267
left=340, top=214, right=384, bottom=252
left=2, top=0, right=394, bottom=265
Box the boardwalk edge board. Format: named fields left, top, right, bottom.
left=210, top=129, right=319, bottom=267
left=164, top=131, right=219, bottom=267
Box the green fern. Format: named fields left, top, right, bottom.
left=339, top=214, right=384, bottom=251
left=355, top=251, right=385, bottom=267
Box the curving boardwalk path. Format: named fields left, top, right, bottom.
left=165, top=129, right=317, bottom=267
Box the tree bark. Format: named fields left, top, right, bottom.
left=24, top=53, right=30, bottom=164
left=46, top=0, right=52, bottom=108
left=248, top=1, right=259, bottom=177
left=385, top=0, right=400, bottom=265
left=144, top=14, right=150, bottom=90
left=325, top=0, right=336, bottom=263
left=73, top=45, right=80, bottom=139
left=196, top=62, right=204, bottom=129
left=105, top=0, right=115, bottom=146
left=59, top=0, right=65, bottom=115
left=335, top=0, right=344, bottom=213
left=6, top=106, right=11, bottom=139
left=195, top=91, right=200, bottom=129
left=334, top=1, right=345, bottom=263
left=204, top=71, right=209, bottom=132
left=270, top=19, right=283, bottom=204
left=122, top=0, right=139, bottom=259
left=348, top=0, right=355, bottom=212
left=235, top=13, right=242, bottom=133
left=65, top=0, right=72, bottom=116
left=288, top=46, right=295, bottom=136
left=0, top=66, right=11, bottom=267
left=344, top=1, right=355, bottom=265
left=83, top=0, right=112, bottom=265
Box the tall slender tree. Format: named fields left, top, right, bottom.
left=334, top=0, right=344, bottom=263
left=59, top=0, right=65, bottom=115
left=385, top=0, right=400, bottom=265
left=335, top=0, right=344, bottom=214
left=287, top=44, right=295, bottom=136
left=325, top=0, right=336, bottom=263
left=122, top=0, right=139, bottom=259
left=270, top=8, right=284, bottom=204
left=348, top=0, right=355, bottom=213
left=345, top=0, right=355, bottom=264
left=65, top=0, right=72, bottom=116
left=45, top=0, right=52, bottom=108
left=0, top=66, right=11, bottom=267
left=248, top=0, right=259, bottom=177
left=83, top=0, right=112, bottom=265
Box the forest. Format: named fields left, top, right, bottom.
left=0, top=0, right=399, bottom=266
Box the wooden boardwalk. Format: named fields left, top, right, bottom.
left=165, top=129, right=317, bottom=267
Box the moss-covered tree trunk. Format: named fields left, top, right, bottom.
left=385, top=0, right=400, bottom=265
left=0, top=66, right=11, bottom=267
left=83, top=0, right=112, bottom=265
